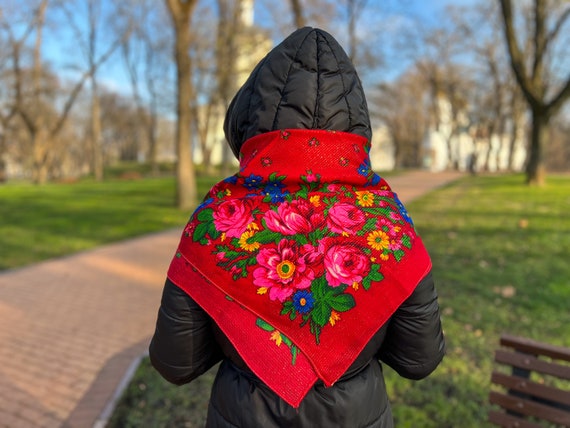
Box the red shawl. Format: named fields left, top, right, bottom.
left=167, top=129, right=431, bottom=407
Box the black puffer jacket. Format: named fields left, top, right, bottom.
left=150, top=27, right=445, bottom=428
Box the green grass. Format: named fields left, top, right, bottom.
left=0, top=174, right=222, bottom=271
left=107, top=173, right=570, bottom=427
left=385, top=173, right=570, bottom=427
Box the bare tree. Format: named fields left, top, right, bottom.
left=289, top=0, right=306, bottom=28
left=99, top=90, right=143, bottom=163
left=120, top=0, right=173, bottom=177
left=61, top=0, right=131, bottom=181
left=346, top=0, right=367, bottom=62
left=165, top=0, right=199, bottom=210
left=373, top=69, right=429, bottom=168
left=3, top=0, right=125, bottom=183
left=0, top=33, right=18, bottom=182
left=258, top=0, right=336, bottom=40
left=216, top=0, right=247, bottom=175
left=499, top=0, right=570, bottom=185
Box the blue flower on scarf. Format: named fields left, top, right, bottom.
left=224, top=175, right=238, bottom=184
left=394, top=195, right=414, bottom=225
left=358, top=162, right=369, bottom=176
left=263, top=180, right=288, bottom=203
left=292, top=290, right=314, bottom=314
left=244, top=174, right=263, bottom=189
left=195, top=197, right=214, bottom=213
left=369, top=174, right=381, bottom=186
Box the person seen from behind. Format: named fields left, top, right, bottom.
left=149, top=27, right=445, bottom=428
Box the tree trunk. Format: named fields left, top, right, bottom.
left=148, top=111, right=159, bottom=177
left=526, top=108, right=549, bottom=185
left=289, top=0, right=305, bottom=28
left=91, top=80, right=104, bottom=181
left=499, top=0, right=570, bottom=185
left=175, top=22, right=196, bottom=209
left=167, top=0, right=198, bottom=210
left=32, top=128, right=49, bottom=184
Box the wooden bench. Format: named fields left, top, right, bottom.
left=488, top=334, right=570, bottom=427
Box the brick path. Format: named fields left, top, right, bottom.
left=0, top=170, right=463, bottom=427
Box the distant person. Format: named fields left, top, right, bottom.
left=150, top=27, right=445, bottom=427
left=468, top=152, right=478, bottom=175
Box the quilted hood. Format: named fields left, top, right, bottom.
left=224, top=27, right=372, bottom=158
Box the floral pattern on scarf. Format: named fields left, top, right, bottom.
left=179, top=130, right=416, bottom=345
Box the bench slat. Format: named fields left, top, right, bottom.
left=491, top=371, right=570, bottom=406
left=501, top=335, right=570, bottom=362
left=489, top=391, right=570, bottom=426
left=495, top=349, right=570, bottom=380
left=488, top=410, right=541, bottom=428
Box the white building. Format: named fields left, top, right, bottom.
left=422, top=97, right=527, bottom=172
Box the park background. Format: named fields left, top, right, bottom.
left=0, top=0, right=569, bottom=427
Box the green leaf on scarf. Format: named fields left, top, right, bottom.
left=310, top=276, right=328, bottom=299
left=369, top=264, right=384, bottom=281
left=197, top=208, right=214, bottom=222
left=362, top=264, right=384, bottom=290
left=328, top=293, right=355, bottom=312
left=296, top=184, right=309, bottom=199
left=208, top=223, right=220, bottom=239
left=322, top=196, right=339, bottom=206
left=268, top=172, right=286, bottom=182
left=224, top=250, right=243, bottom=260
left=308, top=228, right=325, bottom=244
left=311, top=301, right=332, bottom=327
left=310, top=322, right=322, bottom=345
left=193, top=222, right=210, bottom=243
left=402, top=234, right=412, bottom=249
left=281, top=301, right=297, bottom=320
left=364, top=207, right=392, bottom=216
left=254, top=229, right=282, bottom=244
left=291, top=345, right=299, bottom=365
left=255, top=318, right=274, bottom=332
left=393, top=249, right=405, bottom=261
left=281, top=335, right=293, bottom=347
left=363, top=217, right=377, bottom=232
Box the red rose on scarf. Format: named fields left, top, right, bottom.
left=264, top=199, right=325, bottom=235
left=253, top=240, right=316, bottom=302
left=320, top=238, right=371, bottom=287
left=213, top=199, right=254, bottom=238
left=326, top=202, right=366, bottom=235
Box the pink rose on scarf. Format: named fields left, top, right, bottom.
left=264, top=199, right=325, bottom=235
left=213, top=199, right=253, bottom=238
left=321, top=239, right=370, bottom=287
left=253, top=240, right=316, bottom=302
left=326, top=202, right=366, bottom=234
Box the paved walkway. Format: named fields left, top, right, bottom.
left=0, top=170, right=463, bottom=428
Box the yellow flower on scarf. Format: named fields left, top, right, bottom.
left=270, top=330, right=283, bottom=346
left=367, top=230, right=390, bottom=251
left=239, top=230, right=261, bottom=252
left=356, top=191, right=374, bottom=207
left=329, top=311, right=341, bottom=326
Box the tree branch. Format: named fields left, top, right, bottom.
left=499, top=0, right=539, bottom=106
left=546, top=75, right=570, bottom=117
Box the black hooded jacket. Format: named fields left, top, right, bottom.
left=149, top=27, right=445, bottom=428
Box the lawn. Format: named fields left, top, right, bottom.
left=107, top=173, right=570, bottom=427
left=0, top=174, right=221, bottom=271
left=2, top=172, right=567, bottom=426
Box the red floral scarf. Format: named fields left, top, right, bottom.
left=167, top=129, right=431, bottom=407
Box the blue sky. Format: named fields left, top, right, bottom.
left=40, top=0, right=480, bottom=94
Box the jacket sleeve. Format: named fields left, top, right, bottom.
left=377, top=271, right=445, bottom=380
left=149, top=278, right=223, bottom=385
